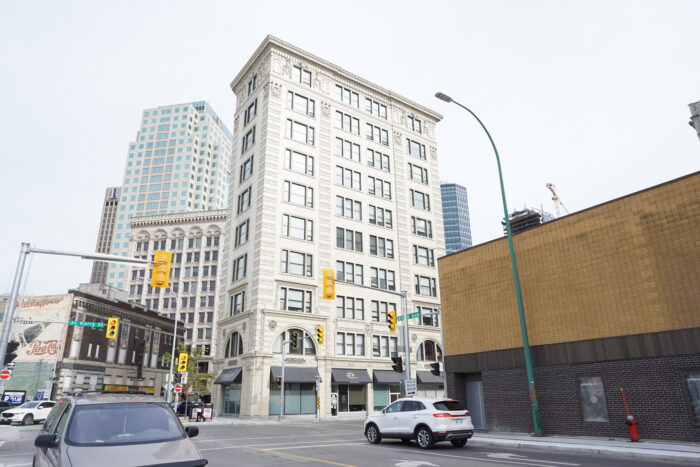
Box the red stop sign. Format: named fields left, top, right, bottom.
left=173, top=384, right=182, bottom=393
left=0, top=370, right=11, bottom=380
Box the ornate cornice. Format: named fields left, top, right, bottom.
left=131, top=209, right=227, bottom=227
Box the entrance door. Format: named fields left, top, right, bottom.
left=465, top=374, right=486, bottom=429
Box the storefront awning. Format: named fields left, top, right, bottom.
left=331, top=368, right=372, bottom=384
left=373, top=370, right=403, bottom=384
left=214, top=367, right=243, bottom=385
left=416, top=371, right=444, bottom=384
left=270, top=366, right=320, bottom=383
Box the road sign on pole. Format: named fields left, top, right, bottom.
left=402, top=379, right=417, bottom=397
left=0, top=370, right=11, bottom=380
left=68, top=320, right=106, bottom=328
left=163, top=383, right=173, bottom=392
left=173, top=384, right=182, bottom=393
left=180, top=372, right=188, bottom=384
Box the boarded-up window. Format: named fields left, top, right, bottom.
left=578, top=376, right=609, bottom=422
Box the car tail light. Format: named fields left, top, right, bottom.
left=433, top=413, right=452, bottom=417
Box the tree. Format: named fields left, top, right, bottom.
left=163, top=342, right=214, bottom=399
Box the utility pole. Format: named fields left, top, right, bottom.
left=279, top=339, right=292, bottom=419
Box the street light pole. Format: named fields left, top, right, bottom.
left=280, top=339, right=292, bottom=420
left=435, top=92, right=544, bottom=436
left=166, top=287, right=180, bottom=404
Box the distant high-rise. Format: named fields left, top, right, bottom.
left=441, top=183, right=472, bottom=254
left=106, top=101, right=233, bottom=290
left=689, top=100, right=700, bottom=141
left=90, top=187, right=121, bottom=284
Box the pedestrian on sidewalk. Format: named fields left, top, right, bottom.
left=196, top=397, right=205, bottom=422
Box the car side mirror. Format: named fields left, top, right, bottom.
left=185, top=426, right=199, bottom=438
left=35, top=434, right=59, bottom=448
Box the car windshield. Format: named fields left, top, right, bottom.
left=66, top=403, right=185, bottom=446
left=433, top=400, right=466, bottom=411
left=17, top=402, right=40, bottom=409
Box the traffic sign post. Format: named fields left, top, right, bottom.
left=180, top=372, right=188, bottom=384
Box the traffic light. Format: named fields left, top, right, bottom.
left=391, top=356, right=403, bottom=373
left=387, top=310, right=397, bottom=333
left=322, top=268, right=335, bottom=299
left=151, top=250, right=173, bottom=288
left=105, top=317, right=119, bottom=339
left=316, top=326, right=325, bottom=345
left=177, top=352, right=189, bottom=372
left=4, top=341, right=20, bottom=366
left=430, top=362, right=441, bottom=376
left=290, top=331, right=300, bottom=350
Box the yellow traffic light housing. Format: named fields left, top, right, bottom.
left=177, top=352, right=189, bottom=372
left=151, top=250, right=173, bottom=288
left=106, top=317, right=119, bottom=339
left=387, top=310, right=397, bottom=333
left=316, top=325, right=325, bottom=345
left=322, top=268, right=335, bottom=299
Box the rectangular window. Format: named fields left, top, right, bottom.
left=292, top=65, right=312, bottom=86
left=578, top=377, right=609, bottom=422
left=418, top=306, right=439, bottom=327
left=280, top=287, right=312, bottom=313
left=244, top=99, right=257, bottom=125
left=407, top=116, right=422, bottom=133
left=247, top=74, right=257, bottom=96
left=414, top=275, right=437, bottom=296
left=237, top=187, right=251, bottom=213
left=370, top=267, right=396, bottom=291
left=286, top=119, right=315, bottom=145
left=371, top=300, right=397, bottom=323
left=412, top=245, right=435, bottom=266
left=411, top=216, right=432, bottom=237
left=336, top=261, right=364, bottom=285
left=285, top=149, right=314, bottom=176
left=334, top=137, right=361, bottom=162
left=282, top=214, right=313, bottom=241
left=335, top=166, right=361, bottom=190
left=335, top=111, right=360, bottom=135
left=242, top=127, right=255, bottom=152
left=336, top=332, right=365, bottom=356
left=372, top=335, right=398, bottom=357
left=240, top=156, right=254, bottom=183
left=408, top=163, right=429, bottom=184
left=281, top=250, right=313, bottom=277
left=410, top=189, right=431, bottom=210
left=230, top=291, right=245, bottom=316
left=407, top=139, right=426, bottom=159
left=366, top=124, right=389, bottom=145
left=365, top=98, right=387, bottom=119
left=336, top=296, right=365, bottom=320
left=336, top=227, right=363, bottom=252
left=284, top=181, right=314, bottom=207
left=367, top=149, right=390, bottom=172
left=369, top=205, right=393, bottom=229
left=233, top=254, right=247, bottom=282
left=335, top=85, right=359, bottom=107
left=368, top=176, right=391, bottom=199
left=235, top=220, right=249, bottom=247
left=335, top=196, right=362, bottom=220
left=370, top=235, right=394, bottom=259
left=287, top=91, right=315, bottom=117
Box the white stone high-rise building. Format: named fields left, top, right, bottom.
left=214, top=36, right=445, bottom=417
left=106, top=101, right=233, bottom=291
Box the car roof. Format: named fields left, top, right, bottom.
left=65, top=393, right=165, bottom=406
left=396, top=397, right=458, bottom=404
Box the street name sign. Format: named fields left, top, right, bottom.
left=397, top=312, right=421, bottom=321
left=68, top=320, right=106, bottom=328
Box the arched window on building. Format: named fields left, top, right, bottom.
left=416, top=340, right=443, bottom=362
left=224, top=331, right=244, bottom=358
left=272, top=328, right=316, bottom=356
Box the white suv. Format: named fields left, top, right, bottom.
left=364, top=397, right=474, bottom=449
left=0, top=400, right=56, bottom=425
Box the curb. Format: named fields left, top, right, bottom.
left=470, top=437, right=700, bottom=463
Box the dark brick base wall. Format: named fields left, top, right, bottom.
left=467, top=354, right=700, bottom=441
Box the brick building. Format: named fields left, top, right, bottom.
left=438, top=171, right=700, bottom=441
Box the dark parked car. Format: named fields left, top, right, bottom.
left=170, top=400, right=196, bottom=417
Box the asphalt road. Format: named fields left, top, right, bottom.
left=0, top=419, right=696, bottom=467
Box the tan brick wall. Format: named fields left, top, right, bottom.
left=439, top=172, right=700, bottom=356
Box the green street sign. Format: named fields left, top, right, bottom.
left=396, top=312, right=421, bottom=321
left=68, top=320, right=106, bottom=328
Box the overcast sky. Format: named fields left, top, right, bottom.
left=1, top=0, right=698, bottom=296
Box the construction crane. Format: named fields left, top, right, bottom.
left=546, top=183, right=570, bottom=217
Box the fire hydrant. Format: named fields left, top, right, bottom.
left=620, top=388, right=640, bottom=442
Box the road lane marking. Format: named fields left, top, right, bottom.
left=380, top=447, right=567, bottom=467
left=243, top=446, right=358, bottom=467
left=266, top=442, right=366, bottom=450
left=0, top=452, right=35, bottom=457
left=199, top=438, right=364, bottom=451
left=195, top=431, right=358, bottom=442
left=486, top=452, right=579, bottom=465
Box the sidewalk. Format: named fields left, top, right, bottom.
left=470, top=431, right=700, bottom=463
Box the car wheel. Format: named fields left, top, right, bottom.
left=416, top=426, right=435, bottom=449
left=451, top=438, right=468, bottom=447
left=365, top=424, right=382, bottom=444
left=22, top=414, right=34, bottom=426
